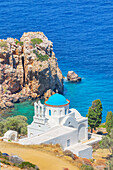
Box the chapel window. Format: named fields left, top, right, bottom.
left=49, top=110, right=51, bottom=116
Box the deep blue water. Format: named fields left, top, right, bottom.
left=0, top=0, right=113, bottom=123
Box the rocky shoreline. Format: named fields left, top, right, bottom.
left=0, top=32, right=63, bottom=111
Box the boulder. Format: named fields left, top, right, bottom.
left=12, top=96, right=19, bottom=103
left=31, top=93, right=38, bottom=99
left=0, top=102, right=6, bottom=109
left=19, top=96, right=29, bottom=102
left=5, top=101, right=14, bottom=108
left=67, top=71, right=81, bottom=83
left=44, top=89, right=55, bottom=100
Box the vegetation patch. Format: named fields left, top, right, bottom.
left=98, top=123, right=106, bottom=128
left=106, top=111, right=113, bottom=134
left=0, top=160, right=11, bottom=165
left=80, top=164, right=94, bottom=170
left=0, top=150, right=39, bottom=169
left=33, top=50, right=49, bottom=61
left=18, top=161, right=39, bottom=170
left=0, top=41, right=8, bottom=48
left=31, top=38, right=43, bottom=47
left=0, top=115, right=28, bottom=136
left=86, top=99, right=102, bottom=133
left=16, top=41, right=23, bottom=46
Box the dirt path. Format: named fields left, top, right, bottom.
left=0, top=141, right=79, bottom=170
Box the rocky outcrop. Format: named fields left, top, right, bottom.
left=67, top=71, right=81, bottom=83
left=0, top=32, right=63, bottom=110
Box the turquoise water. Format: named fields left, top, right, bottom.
left=1, top=0, right=113, bottom=123
left=2, top=101, right=34, bottom=124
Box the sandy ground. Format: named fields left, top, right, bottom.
left=0, top=141, right=79, bottom=170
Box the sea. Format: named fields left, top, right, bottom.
left=0, top=0, right=113, bottom=124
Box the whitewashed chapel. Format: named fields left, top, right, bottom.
left=19, top=93, right=92, bottom=158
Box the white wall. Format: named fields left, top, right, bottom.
left=79, top=146, right=92, bottom=159
left=42, top=130, right=78, bottom=149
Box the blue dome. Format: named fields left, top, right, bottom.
left=45, top=93, right=69, bottom=106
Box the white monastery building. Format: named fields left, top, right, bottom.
left=19, top=93, right=93, bottom=158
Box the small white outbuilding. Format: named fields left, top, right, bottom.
left=3, top=130, right=18, bottom=142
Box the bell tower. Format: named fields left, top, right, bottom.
left=33, top=101, right=47, bottom=125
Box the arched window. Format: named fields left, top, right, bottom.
left=49, top=110, right=51, bottom=116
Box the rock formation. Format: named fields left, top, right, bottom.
left=0, top=32, right=63, bottom=110
left=67, top=71, right=81, bottom=82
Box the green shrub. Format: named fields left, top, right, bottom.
left=99, top=140, right=102, bottom=145
left=93, top=149, right=96, bottom=152
left=2, top=156, right=9, bottom=161
left=18, top=161, right=39, bottom=170
left=0, top=122, right=4, bottom=136
left=89, top=159, right=94, bottom=163
left=21, top=126, right=27, bottom=135
left=8, top=139, right=11, bottom=142
left=81, top=164, right=94, bottom=170
left=31, top=38, right=43, bottom=47
left=0, top=160, right=11, bottom=165
left=99, top=124, right=106, bottom=128
left=0, top=115, right=28, bottom=136
left=3, top=87, right=7, bottom=94
left=0, top=41, right=8, bottom=48
left=33, top=50, right=49, bottom=61
left=16, top=41, right=23, bottom=46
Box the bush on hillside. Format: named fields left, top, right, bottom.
left=0, top=41, right=8, bottom=48
left=0, top=115, right=28, bottom=136
left=16, top=41, right=23, bottom=46
left=31, top=38, right=43, bottom=47
left=33, top=50, right=49, bottom=61
left=80, top=164, right=94, bottom=170
left=18, top=161, right=39, bottom=170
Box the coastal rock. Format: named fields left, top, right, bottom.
left=0, top=102, right=6, bottom=109
left=0, top=32, right=63, bottom=110
left=44, top=89, right=55, bottom=100
left=5, top=101, right=14, bottom=108
left=31, top=93, right=38, bottom=99
left=67, top=71, right=81, bottom=83
left=12, top=96, right=19, bottom=103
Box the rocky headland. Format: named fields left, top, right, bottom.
left=0, top=32, right=63, bottom=111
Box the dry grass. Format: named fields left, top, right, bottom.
left=92, top=148, right=112, bottom=170
left=93, top=148, right=111, bottom=160
left=0, top=141, right=79, bottom=170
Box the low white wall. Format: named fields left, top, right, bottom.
left=79, top=146, right=92, bottom=159
left=42, top=130, right=78, bottom=149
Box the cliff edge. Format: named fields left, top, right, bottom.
left=0, top=32, right=63, bottom=110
